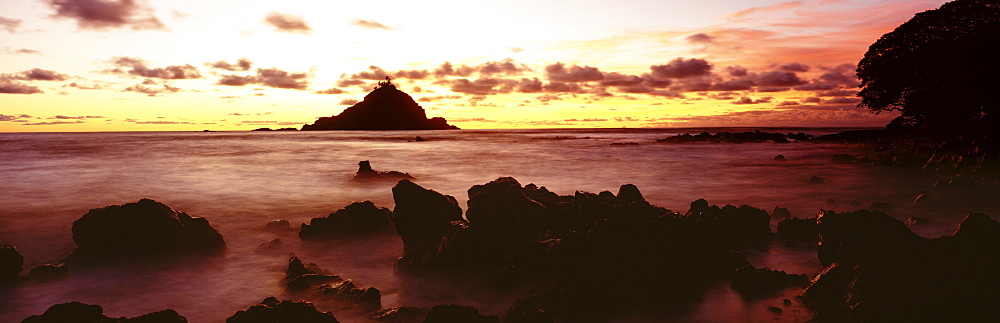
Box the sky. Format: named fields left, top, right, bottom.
left=0, top=0, right=948, bottom=131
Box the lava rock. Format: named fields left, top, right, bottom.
left=301, top=79, right=457, bottom=130
left=685, top=199, right=772, bottom=245
left=67, top=199, right=226, bottom=261
left=1, top=244, right=23, bottom=280
left=318, top=280, right=382, bottom=311
left=370, top=307, right=427, bottom=323
left=774, top=154, right=787, bottom=161
left=254, top=238, right=285, bottom=253
left=227, top=297, right=338, bottom=323
left=353, top=161, right=415, bottom=181
left=22, top=301, right=187, bottom=323
left=284, top=257, right=341, bottom=291
left=465, top=177, right=550, bottom=235
left=390, top=179, right=466, bottom=268
left=422, top=304, right=499, bottom=323
left=299, top=201, right=393, bottom=239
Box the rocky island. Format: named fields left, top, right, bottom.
left=301, top=77, right=458, bottom=130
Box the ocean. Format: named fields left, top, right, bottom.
left=2, top=128, right=996, bottom=322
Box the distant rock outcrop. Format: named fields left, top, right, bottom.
left=0, top=244, right=23, bottom=280
left=302, top=77, right=458, bottom=130
left=23, top=301, right=187, bottom=323
left=353, top=161, right=414, bottom=182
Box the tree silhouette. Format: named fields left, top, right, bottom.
left=857, top=0, right=1000, bottom=134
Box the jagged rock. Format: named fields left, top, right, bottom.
left=254, top=239, right=284, bottom=253
left=390, top=179, right=465, bottom=268
left=904, top=216, right=930, bottom=226
left=227, top=297, right=338, bottom=323
left=299, top=201, right=393, bottom=239
left=318, top=280, right=382, bottom=311
left=730, top=265, right=808, bottom=296
left=809, top=176, right=825, bottom=184
left=302, top=79, right=457, bottom=130
left=776, top=217, right=818, bottom=241
left=685, top=199, right=772, bottom=245
left=829, top=154, right=859, bottom=162
left=28, top=264, right=68, bottom=281
left=504, top=299, right=553, bottom=323
left=421, top=304, right=499, bottom=323
left=803, top=211, right=1000, bottom=321
left=1, top=244, right=23, bottom=280
left=22, top=301, right=187, bottom=323
left=353, top=161, right=415, bottom=181
left=370, top=307, right=427, bottom=323
left=264, top=220, right=294, bottom=233
left=465, top=177, right=549, bottom=235
left=67, top=199, right=225, bottom=261
left=284, top=257, right=341, bottom=291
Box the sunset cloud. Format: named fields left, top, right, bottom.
left=0, top=16, right=22, bottom=33
left=46, top=0, right=165, bottom=30
left=106, top=57, right=201, bottom=79
left=315, top=87, right=345, bottom=94
left=339, top=99, right=359, bottom=105
left=0, top=80, right=43, bottom=94
left=6, top=68, right=69, bottom=81
left=546, top=63, right=605, bottom=82
left=350, top=19, right=395, bottom=30
left=650, top=58, right=713, bottom=79
left=256, top=68, right=309, bottom=89
left=123, top=83, right=180, bottom=96
left=264, top=12, right=311, bottom=33
left=208, top=58, right=252, bottom=71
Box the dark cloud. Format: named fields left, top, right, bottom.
left=350, top=19, right=395, bottom=30
left=599, top=73, right=643, bottom=87
left=778, top=62, right=810, bottom=72
left=543, top=82, right=584, bottom=93
left=394, top=69, right=430, bottom=79
left=725, top=66, right=748, bottom=77
left=732, top=96, right=771, bottom=104
left=339, top=99, right=359, bottom=105
left=417, top=95, right=461, bottom=102
left=816, top=89, right=856, bottom=97
left=0, top=114, right=33, bottom=121
left=449, top=117, right=496, bottom=123
left=823, top=97, right=861, bottom=104
left=478, top=59, right=530, bottom=75
left=208, top=58, right=252, bottom=71
left=686, top=33, right=714, bottom=44
left=315, top=87, right=345, bottom=94
left=67, top=82, right=104, bottom=90
left=47, top=0, right=165, bottom=30
left=545, top=62, right=604, bottom=82
left=346, top=66, right=391, bottom=80
left=434, top=62, right=475, bottom=77
left=7, top=68, right=69, bottom=81
left=264, top=12, right=311, bottom=33
left=754, top=70, right=806, bottom=86
left=709, top=78, right=754, bottom=91
left=22, top=120, right=84, bottom=125
left=256, top=68, right=309, bottom=89
left=123, top=83, right=180, bottom=96
left=0, top=16, right=21, bottom=33
left=802, top=97, right=822, bottom=103
left=106, top=57, right=201, bottom=79
left=336, top=79, right=365, bottom=87
left=650, top=58, right=712, bottom=79
left=450, top=78, right=514, bottom=95
left=777, top=101, right=800, bottom=106
left=50, top=115, right=104, bottom=119
left=217, top=74, right=256, bottom=86
left=0, top=80, right=42, bottom=94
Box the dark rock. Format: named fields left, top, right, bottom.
left=422, top=304, right=499, bottom=323
left=771, top=206, right=791, bottom=220
left=829, top=154, right=859, bottom=162
left=370, top=307, right=427, bottom=323
left=353, top=161, right=415, bottom=181
left=227, top=297, right=338, bottom=323
left=657, top=131, right=812, bottom=143
left=813, top=209, right=920, bottom=267
left=809, top=176, right=825, bottom=184
left=767, top=306, right=783, bottom=314
left=504, top=299, right=553, bottom=323
left=776, top=217, right=818, bottom=241
left=609, top=142, right=639, bottom=146
left=1, top=244, right=23, bottom=280
left=774, top=154, right=787, bottom=161
left=414, top=136, right=427, bottom=142
left=284, top=257, right=341, bottom=291
left=264, top=220, right=294, bottom=233
left=28, top=264, right=68, bottom=280
left=299, top=201, right=393, bottom=239
left=904, top=217, right=930, bottom=226
left=66, top=199, right=225, bottom=262
left=731, top=265, right=808, bottom=296
left=254, top=238, right=285, bottom=253
left=22, top=301, right=187, bottom=323
left=301, top=78, right=458, bottom=130
left=685, top=199, right=772, bottom=245
left=318, top=280, right=382, bottom=311
left=868, top=201, right=895, bottom=209
left=390, top=179, right=465, bottom=269
left=952, top=212, right=1000, bottom=239
left=912, top=193, right=933, bottom=206
left=466, top=177, right=550, bottom=235
left=783, top=299, right=792, bottom=306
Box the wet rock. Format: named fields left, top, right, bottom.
left=505, top=299, right=553, bottom=323
left=466, top=177, right=550, bottom=235
left=390, top=179, right=465, bottom=269
left=67, top=199, right=226, bottom=262
left=285, top=257, right=341, bottom=291
left=299, top=201, right=393, bottom=239
left=422, top=304, right=499, bottom=323
left=814, top=209, right=920, bottom=267
left=774, top=154, right=786, bottom=161
left=28, top=264, right=68, bottom=281
left=227, top=297, right=338, bottom=323
left=353, top=161, right=415, bottom=181
left=22, top=301, right=187, bottom=323
left=318, top=280, right=382, bottom=311
left=370, top=307, right=427, bottom=323
left=301, top=79, right=458, bottom=130
left=1, top=244, right=23, bottom=280
left=776, top=217, right=818, bottom=241
left=771, top=206, right=791, bottom=220
left=254, top=238, right=284, bottom=253
left=264, top=220, right=294, bottom=233
left=685, top=199, right=772, bottom=245
left=767, top=306, right=783, bottom=313
left=783, top=299, right=792, bottom=306
left=414, top=136, right=427, bottom=142
left=809, top=176, right=825, bottom=184
left=731, top=265, right=808, bottom=296
left=829, top=154, right=859, bottom=162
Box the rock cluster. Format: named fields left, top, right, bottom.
left=22, top=302, right=187, bottom=323
left=353, top=161, right=415, bottom=182
left=299, top=201, right=393, bottom=239
left=283, top=257, right=381, bottom=311
left=657, top=131, right=813, bottom=143
left=227, top=297, right=338, bottom=323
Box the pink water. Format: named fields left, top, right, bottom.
left=1, top=129, right=996, bottom=322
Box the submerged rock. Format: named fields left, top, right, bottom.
left=353, top=161, right=415, bottom=182
left=299, top=201, right=393, bottom=239
left=67, top=199, right=226, bottom=262
left=318, top=280, right=382, bottom=311
left=422, top=304, right=499, bottom=323
left=28, top=264, right=68, bottom=281
left=1, top=244, right=23, bottom=280
left=809, top=176, right=825, bottom=184
left=22, top=301, right=187, bottom=323
left=264, top=220, right=294, bottom=233
left=227, top=297, right=338, bottom=323
left=301, top=78, right=457, bottom=130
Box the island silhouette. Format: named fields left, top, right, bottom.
left=302, top=77, right=459, bottom=130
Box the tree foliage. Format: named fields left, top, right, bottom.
left=858, top=0, right=1000, bottom=133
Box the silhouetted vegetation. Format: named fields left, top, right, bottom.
left=858, top=0, right=1000, bottom=137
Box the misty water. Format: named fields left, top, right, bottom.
left=2, top=128, right=998, bottom=322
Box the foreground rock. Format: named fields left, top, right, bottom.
left=422, top=304, right=499, bottom=323
left=227, top=297, right=338, bottom=323
left=389, top=178, right=787, bottom=321
left=353, top=161, right=415, bottom=182
left=1, top=244, right=23, bottom=280
left=803, top=210, right=1000, bottom=321
left=299, top=201, right=393, bottom=239
left=22, top=301, right=187, bottom=322
left=301, top=78, right=457, bottom=130
left=283, top=257, right=381, bottom=311
left=66, top=199, right=226, bottom=262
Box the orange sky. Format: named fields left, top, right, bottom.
left=0, top=0, right=948, bottom=131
